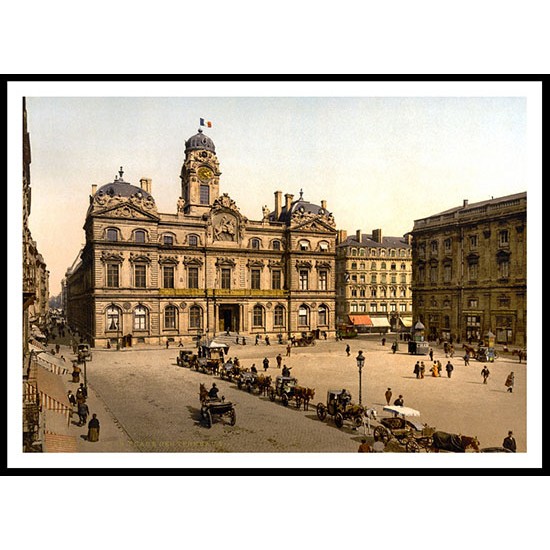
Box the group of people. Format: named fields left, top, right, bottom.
left=413, top=359, right=454, bottom=378
left=67, top=382, right=100, bottom=442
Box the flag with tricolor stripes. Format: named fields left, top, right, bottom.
left=200, top=118, right=212, bottom=128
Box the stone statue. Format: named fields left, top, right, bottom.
left=177, top=197, right=186, bottom=213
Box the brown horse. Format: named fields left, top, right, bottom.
left=512, top=349, right=527, bottom=363
left=429, top=431, right=480, bottom=452
left=199, top=383, right=209, bottom=403
left=256, top=374, right=272, bottom=396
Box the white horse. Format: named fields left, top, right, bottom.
left=362, top=407, right=378, bottom=435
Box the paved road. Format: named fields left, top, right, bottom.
left=83, top=335, right=527, bottom=453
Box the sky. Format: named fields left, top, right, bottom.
left=9, top=81, right=539, bottom=298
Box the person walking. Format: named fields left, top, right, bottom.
left=265, top=335, right=270, bottom=346
left=381, top=337, right=386, bottom=346
left=385, top=388, right=392, bottom=405
left=76, top=382, right=88, bottom=401
left=502, top=431, right=517, bottom=452
left=276, top=353, right=282, bottom=368
left=345, top=344, right=351, bottom=357
left=419, top=361, right=425, bottom=379
left=437, top=360, right=442, bottom=376
left=429, top=347, right=434, bottom=362
left=463, top=352, right=470, bottom=366
left=165, top=339, right=170, bottom=349
left=445, top=361, right=454, bottom=378
left=263, top=357, right=270, bottom=372
left=481, top=365, right=490, bottom=384
left=255, top=334, right=260, bottom=346
left=67, top=390, right=77, bottom=408
left=77, top=401, right=90, bottom=426
left=87, top=414, right=100, bottom=442
left=286, top=343, right=291, bottom=357
left=430, top=363, right=439, bottom=377
left=391, top=342, right=397, bottom=354
left=413, top=362, right=420, bottom=379
left=505, top=371, right=515, bottom=393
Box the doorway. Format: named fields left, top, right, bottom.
left=218, top=305, right=240, bottom=333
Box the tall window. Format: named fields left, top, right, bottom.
left=444, top=238, right=452, bottom=252
left=399, top=303, right=407, bottom=312
left=299, top=270, right=309, bottom=290
left=272, top=240, right=281, bottom=251
left=134, top=230, right=146, bottom=243
left=274, top=305, right=285, bottom=327
left=189, top=306, right=202, bottom=329
left=318, top=270, right=328, bottom=290
left=188, top=267, right=199, bottom=289
left=134, top=264, right=146, bottom=288
left=298, top=305, right=309, bottom=326
left=250, top=238, right=260, bottom=249
left=251, top=269, right=261, bottom=289
left=164, top=306, right=177, bottom=329
left=468, top=262, right=478, bottom=281
left=498, top=259, right=510, bottom=279
left=318, top=305, right=328, bottom=325
left=221, top=268, right=231, bottom=289
left=253, top=305, right=264, bottom=327
left=163, top=266, right=175, bottom=289
left=430, top=265, right=438, bottom=284
left=107, top=263, right=119, bottom=287
left=499, top=230, right=509, bottom=246
left=371, top=274, right=377, bottom=284
left=443, top=264, right=452, bottom=283
left=200, top=184, right=210, bottom=205
left=390, top=303, right=397, bottom=312
left=431, top=241, right=438, bottom=254
left=370, top=303, right=377, bottom=312
left=106, top=228, right=118, bottom=242
left=106, top=306, right=120, bottom=331
left=371, top=262, right=377, bottom=270
left=469, top=235, right=478, bottom=248
left=134, top=306, right=147, bottom=330
left=371, top=288, right=377, bottom=297
left=380, top=303, right=387, bottom=312
left=271, top=270, right=281, bottom=290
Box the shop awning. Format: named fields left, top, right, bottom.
left=370, top=317, right=391, bottom=327
left=347, top=314, right=373, bottom=326
left=35, top=365, right=72, bottom=422
left=399, top=316, right=413, bottom=328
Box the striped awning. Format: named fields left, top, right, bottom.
left=348, top=314, right=373, bottom=326
left=35, top=365, right=72, bottom=423
left=370, top=316, right=391, bottom=327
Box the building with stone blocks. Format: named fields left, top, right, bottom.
left=335, top=229, right=413, bottom=333
left=65, top=129, right=337, bottom=347
left=410, top=192, right=526, bottom=346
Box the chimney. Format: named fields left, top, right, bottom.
left=463, top=199, right=468, bottom=207
left=356, top=229, right=362, bottom=243
left=284, top=193, right=294, bottom=211
left=91, top=184, right=97, bottom=196
left=274, top=191, right=282, bottom=219
left=140, top=178, right=152, bottom=194
left=337, top=229, right=348, bottom=244
left=321, top=200, right=326, bottom=210
left=372, top=228, right=383, bottom=243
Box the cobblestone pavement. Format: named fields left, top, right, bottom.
left=82, top=335, right=527, bottom=454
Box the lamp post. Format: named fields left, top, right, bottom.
left=356, top=350, right=365, bottom=405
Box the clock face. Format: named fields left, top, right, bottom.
left=197, top=166, right=213, bottom=181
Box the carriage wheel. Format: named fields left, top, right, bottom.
left=200, top=406, right=207, bottom=419
left=317, top=404, right=327, bottom=421
left=282, top=394, right=289, bottom=407
left=406, top=439, right=420, bottom=453
left=335, top=412, right=344, bottom=428
left=269, top=389, right=276, bottom=402
left=353, top=415, right=363, bottom=429
left=295, top=397, right=302, bottom=409
left=421, top=437, right=433, bottom=451
left=374, top=426, right=390, bottom=443
left=205, top=410, right=212, bottom=428
left=237, top=380, right=242, bottom=389
left=229, top=408, right=236, bottom=426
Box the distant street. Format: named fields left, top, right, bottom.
left=80, top=334, right=526, bottom=453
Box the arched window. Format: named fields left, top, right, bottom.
left=106, top=228, right=118, bottom=242
left=274, top=305, right=285, bottom=327
left=164, top=305, right=177, bottom=329
left=253, top=305, right=264, bottom=327
left=134, top=229, right=146, bottom=243
left=319, top=241, right=329, bottom=252
left=359, top=248, right=365, bottom=256
left=299, top=240, right=310, bottom=251
left=134, top=305, right=148, bottom=330
left=298, top=304, right=310, bottom=326
left=188, top=234, right=199, bottom=247
left=350, top=248, right=357, bottom=256
left=250, top=238, right=261, bottom=249
left=371, top=262, right=377, bottom=270
left=381, top=262, right=387, bottom=270
left=189, top=306, right=202, bottom=329
left=272, top=240, right=281, bottom=251
left=106, top=306, right=121, bottom=331
left=318, top=305, right=328, bottom=326
left=163, top=233, right=175, bottom=246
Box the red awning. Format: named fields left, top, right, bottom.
left=348, top=314, right=373, bottom=326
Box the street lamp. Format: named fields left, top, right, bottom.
left=356, top=350, right=365, bottom=405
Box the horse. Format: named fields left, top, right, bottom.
left=256, top=374, right=272, bottom=396
left=303, top=387, right=315, bottom=411
left=462, top=343, right=477, bottom=356
left=429, top=431, right=480, bottom=452
left=199, top=383, right=209, bottom=403
left=512, top=349, right=527, bottom=363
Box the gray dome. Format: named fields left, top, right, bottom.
left=277, top=195, right=326, bottom=223
left=96, top=169, right=154, bottom=202
left=185, top=129, right=216, bottom=153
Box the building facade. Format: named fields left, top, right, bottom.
left=410, top=192, right=527, bottom=346
left=65, top=129, right=337, bottom=347
left=335, top=229, right=413, bottom=333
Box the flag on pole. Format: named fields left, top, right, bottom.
left=200, top=118, right=212, bottom=128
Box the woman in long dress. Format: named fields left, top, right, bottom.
left=505, top=372, right=515, bottom=393
left=87, top=414, right=100, bottom=442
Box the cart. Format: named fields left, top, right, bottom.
left=200, top=399, right=236, bottom=428
left=316, top=389, right=370, bottom=429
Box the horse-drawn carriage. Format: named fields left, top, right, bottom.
left=176, top=349, right=196, bottom=367
left=269, top=375, right=299, bottom=407
left=194, top=341, right=229, bottom=375
left=199, top=383, right=236, bottom=428
left=316, top=389, right=375, bottom=429
left=462, top=343, right=497, bottom=362
left=294, top=332, right=316, bottom=347
left=373, top=406, right=435, bottom=452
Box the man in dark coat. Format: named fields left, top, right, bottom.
left=393, top=395, right=404, bottom=406
left=385, top=388, right=392, bottom=405
left=263, top=357, right=270, bottom=371
left=502, top=431, right=517, bottom=452
left=77, top=402, right=90, bottom=426
left=445, top=361, right=454, bottom=378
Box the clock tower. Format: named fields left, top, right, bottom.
left=180, top=128, right=221, bottom=216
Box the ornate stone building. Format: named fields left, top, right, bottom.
left=410, top=192, right=527, bottom=346
left=335, top=229, right=413, bottom=332
left=65, top=129, right=337, bottom=347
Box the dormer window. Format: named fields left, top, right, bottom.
left=134, top=230, right=146, bottom=243
left=299, top=240, right=310, bottom=251
left=251, top=238, right=261, bottom=250
left=106, top=228, right=118, bottom=242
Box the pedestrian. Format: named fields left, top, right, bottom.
left=381, top=337, right=386, bottom=346
left=445, top=361, right=454, bottom=378
left=72, top=362, right=81, bottom=383
left=87, top=413, right=100, bottom=442
left=346, top=344, right=351, bottom=357
left=505, top=371, right=515, bottom=393
left=437, top=360, right=442, bottom=376
left=429, top=347, right=434, bottom=362
left=55, top=343, right=60, bottom=354
left=178, top=339, right=183, bottom=347
left=286, top=343, right=292, bottom=357
left=166, top=339, right=169, bottom=349
left=282, top=364, right=291, bottom=377
left=391, top=342, right=397, bottom=354
left=358, top=438, right=372, bottom=452
left=77, top=401, right=89, bottom=426
left=250, top=364, right=257, bottom=374
left=77, top=382, right=88, bottom=400
left=236, top=335, right=240, bottom=345
left=449, top=344, right=455, bottom=358
left=323, top=331, right=327, bottom=340
left=393, top=394, right=404, bottom=406
left=226, top=327, right=230, bottom=336
left=419, top=361, right=425, bottom=379
left=255, top=334, right=260, bottom=345
left=265, top=335, right=270, bottom=346
left=385, top=388, right=392, bottom=405
left=413, top=361, right=420, bottom=379
left=481, top=365, right=490, bottom=384
left=278, top=334, right=283, bottom=345
left=464, top=353, right=470, bottom=366
left=502, top=430, right=517, bottom=452
left=263, top=357, right=269, bottom=371
left=67, top=390, right=77, bottom=407
left=276, top=353, right=282, bottom=368
left=242, top=337, right=246, bottom=346
left=430, top=363, right=439, bottom=377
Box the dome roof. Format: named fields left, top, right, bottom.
left=277, top=191, right=326, bottom=222
left=95, top=168, right=154, bottom=202
left=185, top=128, right=216, bottom=153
